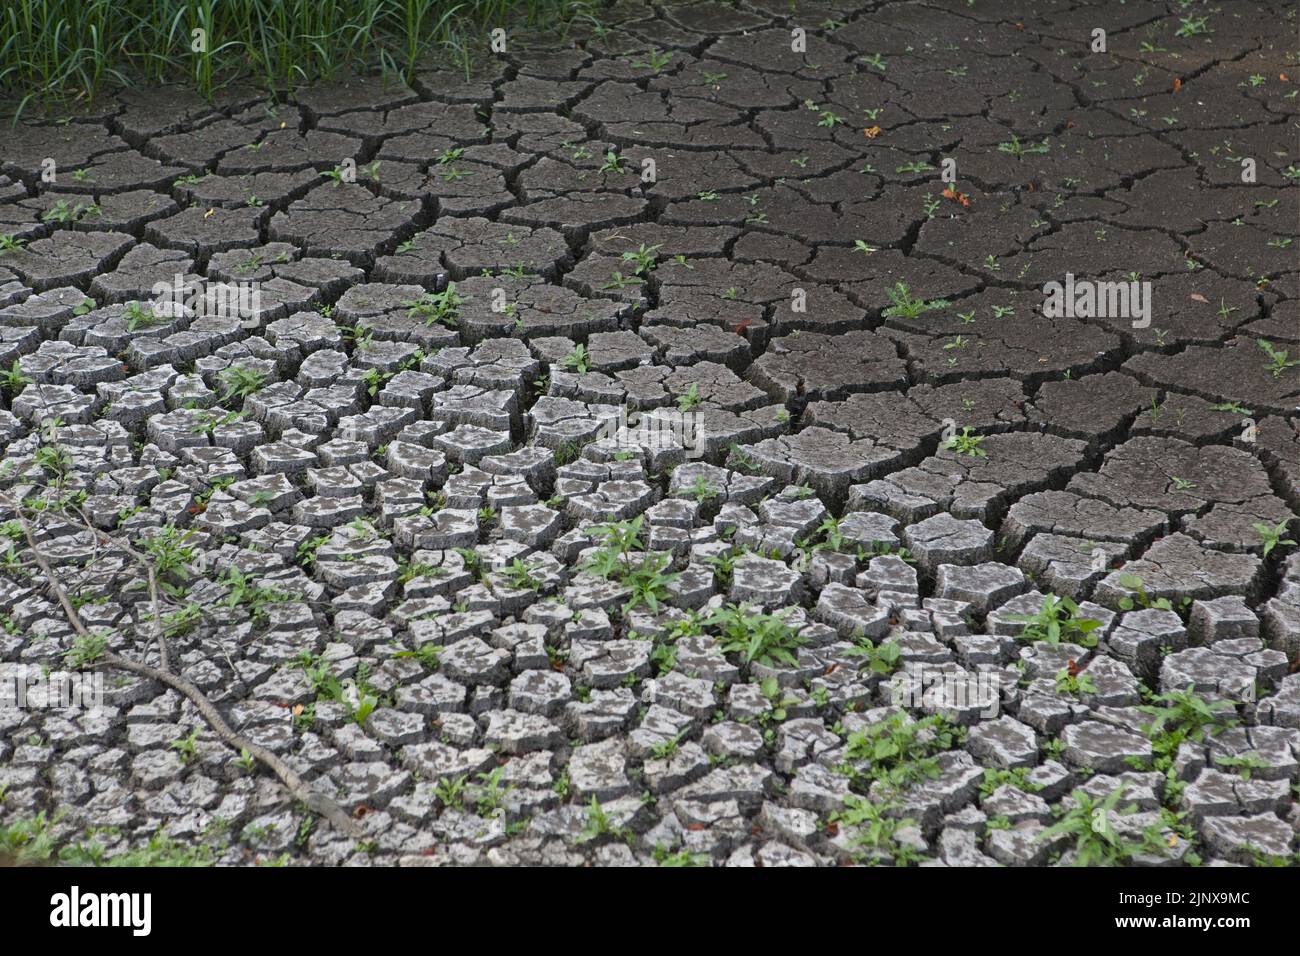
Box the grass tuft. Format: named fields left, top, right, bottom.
left=1, top=1, right=596, bottom=120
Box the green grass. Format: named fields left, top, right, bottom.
left=1, top=0, right=596, bottom=120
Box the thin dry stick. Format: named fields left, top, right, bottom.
left=1, top=494, right=362, bottom=840
left=69, top=503, right=171, bottom=672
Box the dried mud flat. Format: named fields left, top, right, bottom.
left=0, top=0, right=1297, bottom=867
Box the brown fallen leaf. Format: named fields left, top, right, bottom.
left=1189, top=293, right=1209, bottom=303
left=1172, top=77, right=1182, bottom=93
left=863, top=125, right=882, bottom=139
left=292, top=703, right=304, bottom=716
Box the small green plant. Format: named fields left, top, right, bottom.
left=687, top=475, right=718, bottom=504
left=392, top=641, right=443, bottom=671
left=650, top=731, right=685, bottom=761
left=601, top=270, right=638, bottom=290
left=1257, top=339, right=1299, bottom=378
left=845, top=635, right=901, bottom=675
left=577, top=796, right=627, bottom=843
left=1, top=360, right=32, bottom=398
left=726, top=443, right=761, bottom=474
left=631, top=49, right=672, bottom=72
left=1254, top=518, right=1296, bottom=558
left=561, top=344, right=590, bottom=374
left=830, top=796, right=924, bottom=865
left=997, top=135, right=1050, bottom=159
left=0, top=813, right=57, bottom=863
left=944, top=426, right=986, bottom=457
left=676, top=383, right=701, bottom=410
left=0, top=234, right=26, bottom=255
left=1174, top=15, right=1211, bottom=38
left=217, top=364, right=268, bottom=403
left=499, top=558, right=542, bottom=591
left=882, top=282, right=949, bottom=320
left=1037, top=783, right=1156, bottom=866
left=1138, top=685, right=1237, bottom=773
left=64, top=633, right=108, bottom=669
left=1005, top=594, right=1103, bottom=647
left=403, top=285, right=463, bottom=328
left=171, top=728, right=201, bottom=764
left=123, top=300, right=166, bottom=331
left=708, top=604, right=805, bottom=668
left=433, top=775, right=468, bottom=811
left=1116, top=573, right=1172, bottom=612
left=581, top=516, right=678, bottom=614
left=598, top=150, right=627, bottom=174
left=218, top=566, right=289, bottom=622
left=978, top=767, right=1042, bottom=799
left=621, top=242, right=662, bottom=276
left=161, top=603, right=204, bottom=637
left=1213, top=752, right=1268, bottom=781
left=843, top=712, right=959, bottom=791
left=1054, top=666, right=1098, bottom=697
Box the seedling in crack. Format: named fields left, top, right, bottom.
left=843, top=712, right=960, bottom=790
left=882, top=282, right=949, bottom=319
left=687, top=475, right=717, bottom=504
left=1253, top=518, right=1296, bottom=558
left=218, top=364, right=268, bottom=403
left=1036, top=783, right=1161, bottom=866
left=830, top=796, right=923, bottom=865
left=498, top=558, right=542, bottom=591
left=845, top=634, right=901, bottom=675
left=1, top=361, right=32, bottom=399
left=631, top=49, right=672, bottom=72
left=708, top=603, right=804, bottom=668
left=676, top=383, right=701, bottom=410
left=1174, top=15, right=1211, bottom=38
left=1116, top=573, right=1172, bottom=612
left=598, top=150, right=627, bottom=174
left=403, top=285, right=462, bottom=327
left=1005, top=594, right=1103, bottom=647
left=123, top=300, right=167, bottom=331
left=944, top=426, right=985, bottom=457
left=0, top=234, right=26, bottom=255
left=581, top=516, right=678, bottom=614
left=560, top=344, right=590, bottom=374
left=1054, top=665, right=1098, bottom=697
left=621, top=242, right=662, bottom=276
left=1138, top=685, right=1236, bottom=773
left=996, top=135, right=1050, bottom=159
left=601, top=270, right=639, bottom=290
left=577, top=796, right=628, bottom=843
left=321, top=164, right=351, bottom=186
left=1257, top=339, right=1299, bottom=378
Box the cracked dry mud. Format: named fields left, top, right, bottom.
left=1, top=0, right=1298, bottom=868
